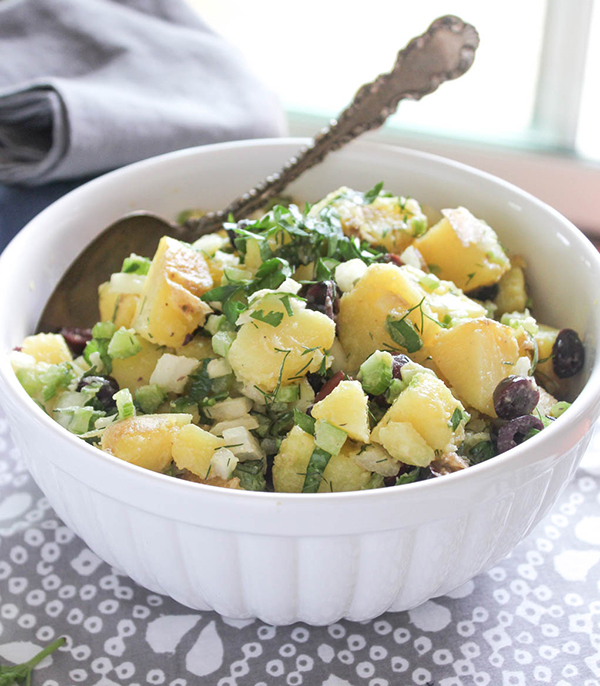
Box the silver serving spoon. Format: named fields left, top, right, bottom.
left=37, top=14, right=479, bottom=333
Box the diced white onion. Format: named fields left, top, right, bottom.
left=149, top=354, right=200, bottom=394
left=335, top=259, right=368, bottom=292
left=210, top=447, right=238, bottom=479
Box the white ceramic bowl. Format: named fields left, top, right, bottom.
left=1, top=139, right=600, bottom=625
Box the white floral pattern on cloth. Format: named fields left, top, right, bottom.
left=1, top=409, right=600, bottom=686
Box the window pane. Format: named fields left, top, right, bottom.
left=577, top=1, right=600, bottom=160
left=190, top=1, right=547, bottom=144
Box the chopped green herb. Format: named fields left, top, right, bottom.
left=250, top=309, right=284, bottom=327
left=386, top=316, right=422, bottom=353
left=396, top=467, right=421, bottom=485
left=302, top=447, right=332, bottom=493
left=294, top=408, right=316, bottom=435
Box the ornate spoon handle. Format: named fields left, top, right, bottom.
left=188, top=14, right=479, bottom=235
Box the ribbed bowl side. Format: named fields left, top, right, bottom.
left=11, top=431, right=588, bottom=625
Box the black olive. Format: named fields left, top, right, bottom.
left=314, top=371, right=346, bottom=402
left=304, top=281, right=339, bottom=322
left=466, top=283, right=499, bottom=301
left=493, top=375, right=539, bottom=420
left=77, top=375, right=120, bottom=413
left=60, top=327, right=92, bottom=356
left=391, top=354, right=411, bottom=379
left=496, top=415, right=544, bottom=454
left=552, top=328, right=584, bottom=378
left=306, top=372, right=325, bottom=394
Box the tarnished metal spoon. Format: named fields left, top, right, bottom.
left=36, top=14, right=479, bottom=333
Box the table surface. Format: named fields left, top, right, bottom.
left=1, top=403, right=600, bottom=686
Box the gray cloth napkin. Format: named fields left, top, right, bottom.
left=0, top=0, right=285, bottom=185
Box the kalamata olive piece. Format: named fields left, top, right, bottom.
left=306, top=372, right=325, bottom=394
left=77, top=375, right=120, bottom=413
left=304, top=281, right=339, bottom=321
left=496, top=415, right=544, bottom=454
left=465, top=283, right=499, bottom=301
left=60, top=327, right=92, bottom=355
left=314, top=370, right=346, bottom=402
left=382, top=253, right=404, bottom=267
left=552, top=328, right=584, bottom=378
left=391, top=354, right=411, bottom=379
left=493, top=375, right=539, bottom=420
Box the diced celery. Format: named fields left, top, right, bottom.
left=135, top=384, right=166, bottom=414
left=314, top=420, right=347, bottom=456
left=113, top=388, right=135, bottom=420
left=212, top=330, right=236, bottom=358
left=69, top=406, right=95, bottom=434
left=362, top=473, right=385, bottom=489
left=107, top=328, right=142, bottom=359
left=418, top=273, right=440, bottom=291
left=205, top=314, right=227, bottom=336
left=92, top=321, right=116, bottom=340
left=39, top=364, right=75, bottom=402
left=549, top=401, right=570, bottom=419
left=121, top=253, right=151, bottom=275
left=386, top=378, right=406, bottom=403
left=275, top=384, right=300, bottom=403
left=16, top=368, right=43, bottom=398
left=358, top=351, right=393, bottom=395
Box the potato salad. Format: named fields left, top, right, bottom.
left=12, top=184, right=585, bottom=492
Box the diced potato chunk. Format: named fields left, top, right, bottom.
left=337, top=264, right=440, bottom=371
left=132, top=236, right=213, bottom=347
left=495, top=264, right=528, bottom=317
left=98, top=282, right=140, bottom=329
left=272, top=426, right=371, bottom=493
left=21, top=333, right=72, bottom=365
left=371, top=421, right=435, bottom=467
left=101, top=413, right=192, bottom=472
left=111, top=338, right=164, bottom=393
left=228, top=297, right=335, bottom=392
left=431, top=318, right=520, bottom=416
left=351, top=443, right=400, bottom=477
left=309, top=186, right=427, bottom=253
left=172, top=424, right=225, bottom=478
left=310, top=380, right=370, bottom=443
left=414, top=207, right=510, bottom=290
left=376, top=372, right=466, bottom=453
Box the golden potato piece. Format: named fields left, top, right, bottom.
left=310, top=380, right=370, bottom=443
left=371, top=421, right=435, bottom=467
left=132, top=236, right=213, bottom=347
left=98, top=282, right=140, bottom=329
left=337, top=263, right=438, bottom=371
left=110, top=338, right=164, bottom=393
left=414, top=207, right=510, bottom=290
left=431, top=318, right=520, bottom=416
left=172, top=424, right=224, bottom=479
left=378, top=372, right=465, bottom=453
left=228, top=297, right=335, bottom=393
left=21, top=333, right=72, bottom=365
left=101, top=414, right=192, bottom=472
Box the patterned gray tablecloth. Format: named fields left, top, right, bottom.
left=1, top=405, right=599, bottom=686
